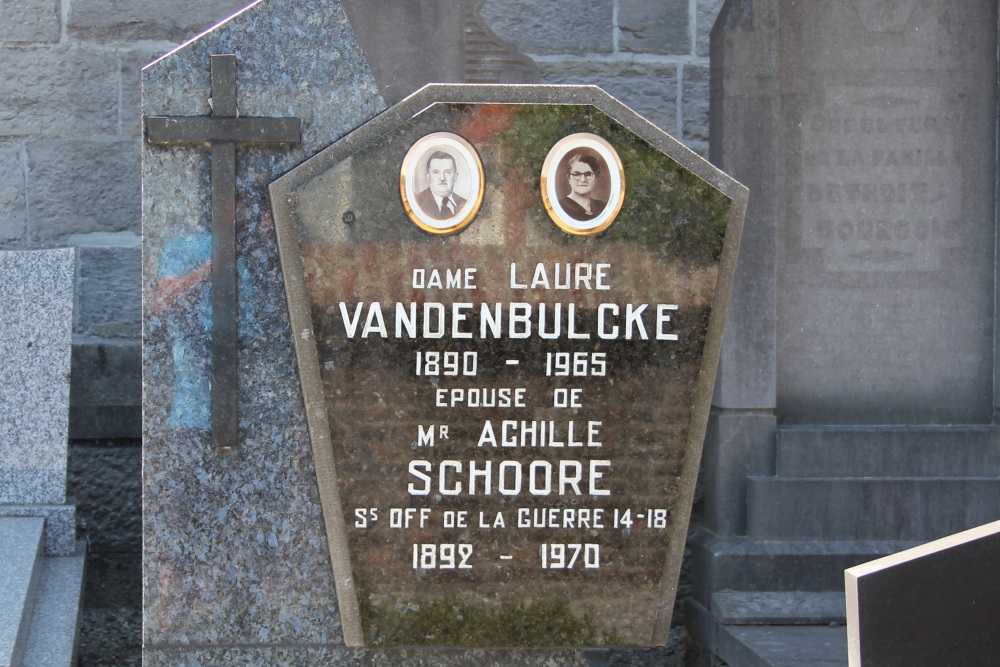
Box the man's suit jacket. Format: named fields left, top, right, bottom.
left=415, top=188, right=467, bottom=220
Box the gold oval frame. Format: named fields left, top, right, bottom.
left=400, top=131, right=485, bottom=235
left=540, top=133, right=625, bottom=236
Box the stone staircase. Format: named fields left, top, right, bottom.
left=689, top=425, right=1000, bottom=666
left=0, top=518, right=84, bottom=667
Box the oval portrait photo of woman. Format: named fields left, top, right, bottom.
left=400, top=131, right=484, bottom=235
left=541, top=133, right=625, bottom=236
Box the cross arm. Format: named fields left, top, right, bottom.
left=146, top=116, right=301, bottom=145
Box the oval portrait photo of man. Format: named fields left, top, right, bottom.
left=400, top=132, right=484, bottom=235
left=541, top=133, right=625, bottom=236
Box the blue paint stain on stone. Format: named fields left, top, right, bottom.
left=159, top=234, right=259, bottom=430
left=159, top=234, right=211, bottom=278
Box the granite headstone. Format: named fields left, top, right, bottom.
left=269, top=84, right=744, bottom=647
left=142, top=0, right=744, bottom=662
left=0, top=249, right=77, bottom=556
left=845, top=520, right=1000, bottom=667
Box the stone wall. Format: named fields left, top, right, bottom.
left=3, top=0, right=721, bottom=549
left=483, top=0, right=721, bottom=155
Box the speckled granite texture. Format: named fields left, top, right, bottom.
left=0, top=249, right=75, bottom=506
left=0, top=504, right=76, bottom=556
left=141, top=0, right=384, bottom=656
left=141, top=646, right=612, bottom=666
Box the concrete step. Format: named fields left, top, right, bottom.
left=776, top=426, right=1000, bottom=477
left=717, top=625, right=848, bottom=667
left=0, top=518, right=45, bottom=667
left=747, top=477, right=1000, bottom=540
left=712, top=591, right=846, bottom=625
left=689, top=530, right=916, bottom=603
left=686, top=597, right=849, bottom=667
left=22, top=553, right=85, bottom=667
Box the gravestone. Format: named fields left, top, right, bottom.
left=0, top=249, right=78, bottom=556
left=270, top=84, right=744, bottom=647
left=0, top=249, right=85, bottom=667
left=690, top=1, right=1000, bottom=664
left=142, top=0, right=744, bottom=662
left=845, top=520, right=1000, bottom=666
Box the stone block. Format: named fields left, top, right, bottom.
left=696, top=0, right=725, bottom=57
left=69, top=340, right=141, bottom=440
left=121, top=46, right=172, bottom=138
left=68, top=0, right=249, bottom=42
left=0, top=517, right=44, bottom=667
left=688, top=530, right=913, bottom=606
left=712, top=591, right=845, bottom=625
left=773, top=1, right=997, bottom=425
left=0, top=506, right=77, bottom=556
left=479, top=0, right=613, bottom=54
left=702, top=410, right=775, bottom=536
left=27, top=141, right=140, bottom=242
left=67, top=442, right=140, bottom=552
left=74, top=244, right=141, bottom=338
left=618, top=0, right=690, bottom=55
left=0, top=142, right=26, bottom=242
left=748, top=478, right=1000, bottom=541
left=709, top=29, right=779, bottom=408
left=0, top=46, right=119, bottom=137
left=776, top=426, right=1000, bottom=477
left=537, top=60, right=677, bottom=134
left=717, top=625, right=848, bottom=667
left=22, top=554, right=86, bottom=667
left=0, top=249, right=74, bottom=506
left=683, top=65, right=710, bottom=143
left=0, top=0, right=60, bottom=43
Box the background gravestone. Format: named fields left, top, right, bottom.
left=0, top=248, right=85, bottom=667
left=691, top=1, right=1000, bottom=664
left=0, top=249, right=78, bottom=556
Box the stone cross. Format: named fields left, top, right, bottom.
left=145, top=54, right=300, bottom=451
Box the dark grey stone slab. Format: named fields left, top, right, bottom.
left=701, top=411, right=776, bottom=536
left=708, top=0, right=778, bottom=411
left=718, top=625, right=847, bottom=667
left=748, top=477, right=1000, bottom=541
left=22, top=554, right=86, bottom=667
left=69, top=340, right=141, bottom=440
left=846, top=520, right=1000, bottom=667
left=712, top=591, right=845, bottom=625
left=772, top=1, right=998, bottom=424
left=0, top=517, right=44, bottom=667
left=776, top=426, right=1000, bottom=477
left=67, top=443, right=140, bottom=553
left=0, top=249, right=75, bottom=506
left=74, top=244, right=141, bottom=338
left=688, top=530, right=914, bottom=605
